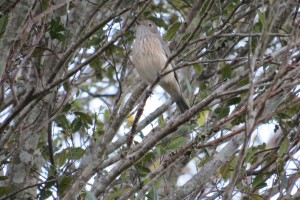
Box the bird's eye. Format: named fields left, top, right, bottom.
left=148, top=23, right=152, bottom=27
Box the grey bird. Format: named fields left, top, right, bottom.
left=131, top=20, right=189, bottom=113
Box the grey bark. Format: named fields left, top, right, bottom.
left=0, top=0, right=35, bottom=78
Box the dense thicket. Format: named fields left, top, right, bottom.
left=0, top=1, right=299, bottom=199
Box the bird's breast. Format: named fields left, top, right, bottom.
left=132, top=37, right=168, bottom=83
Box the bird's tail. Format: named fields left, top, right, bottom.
left=175, top=97, right=189, bottom=114
left=160, top=80, right=189, bottom=114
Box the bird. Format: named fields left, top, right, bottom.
left=131, top=20, right=189, bottom=113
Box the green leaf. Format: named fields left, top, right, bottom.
left=69, top=2, right=76, bottom=9
left=276, top=158, right=285, bottom=172
left=164, top=22, right=181, bottom=41
left=280, top=173, right=288, bottom=189
left=62, top=103, right=72, bottom=112
left=177, top=124, right=192, bottom=135
left=198, top=0, right=210, bottom=17
left=122, top=0, right=135, bottom=6
left=68, top=147, right=85, bottom=160
left=180, top=32, right=191, bottom=43
left=139, top=151, right=155, bottom=162
left=104, top=109, right=111, bottom=122
left=54, top=33, right=65, bottom=41
left=245, top=144, right=266, bottom=164
left=55, top=150, right=67, bottom=167
left=86, top=191, right=97, bottom=200
left=218, top=162, right=232, bottom=179
left=54, top=147, right=85, bottom=166
left=214, top=107, right=230, bottom=119
left=202, top=22, right=213, bottom=35
left=93, top=121, right=104, bottom=140
left=245, top=149, right=256, bottom=164
left=74, top=111, right=93, bottom=125
left=156, top=145, right=167, bottom=155
left=238, top=77, right=249, bottom=87
left=158, top=115, right=166, bottom=127
left=0, top=186, right=10, bottom=198
left=0, top=15, right=8, bottom=35
left=94, top=126, right=105, bottom=139
left=40, top=0, right=49, bottom=12
left=253, top=182, right=267, bottom=190
left=278, top=138, right=290, bottom=157
left=221, top=64, right=232, bottom=79
left=39, top=188, right=52, bottom=199
left=258, top=11, right=266, bottom=28
left=226, top=97, right=241, bottom=106
left=251, top=37, right=259, bottom=52
left=106, top=188, right=131, bottom=200
left=253, top=175, right=264, bottom=187
left=147, top=187, right=158, bottom=200
left=230, top=114, right=245, bottom=126
left=193, top=63, right=203, bottom=74
left=167, top=137, right=186, bottom=150
left=55, top=115, right=70, bottom=130
left=197, top=110, right=209, bottom=127
left=0, top=176, right=8, bottom=181
left=90, top=59, right=103, bottom=71
left=48, top=17, right=65, bottom=41
left=252, top=195, right=265, bottom=200
left=71, top=118, right=82, bottom=132
left=135, top=163, right=151, bottom=176
left=32, top=47, right=47, bottom=57
left=58, top=176, right=72, bottom=197
left=200, top=82, right=207, bottom=90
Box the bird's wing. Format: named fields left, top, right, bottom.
left=159, top=37, right=182, bottom=88
left=159, top=37, right=171, bottom=56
